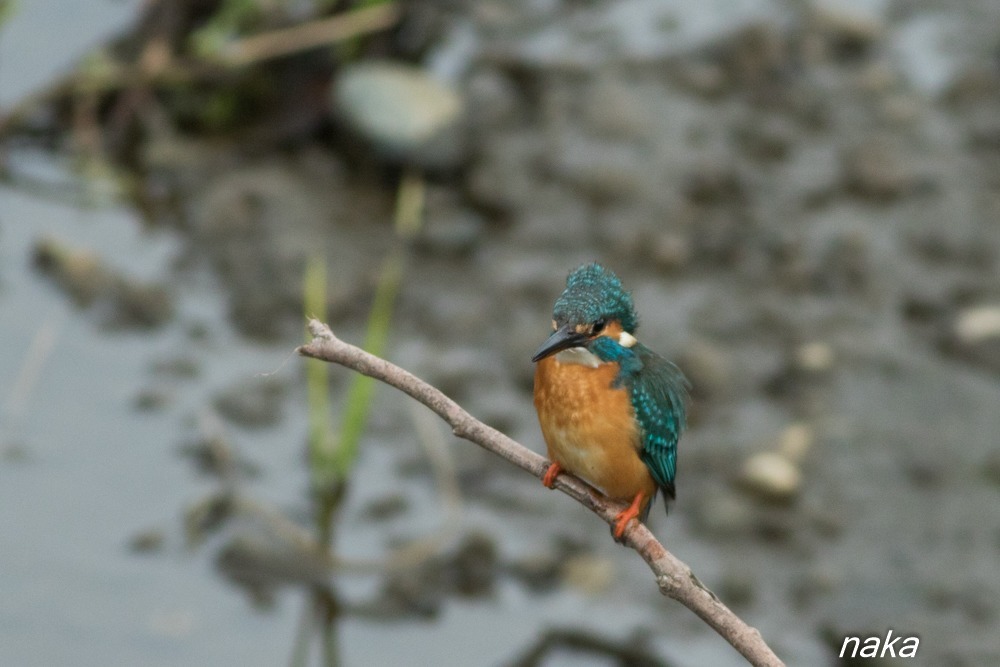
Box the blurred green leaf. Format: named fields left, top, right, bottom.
left=188, top=0, right=263, bottom=59
left=334, top=245, right=402, bottom=479
left=304, top=253, right=338, bottom=487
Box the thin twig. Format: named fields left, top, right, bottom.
left=298, top=319, right=785, bottom=667
left=0, top=5, right=399, bottom=139
left=221, top=3, right=402, bottom=67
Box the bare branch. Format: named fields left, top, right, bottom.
left=221, top=4, right=402, bottom=66
left=298, top=319, right=785, bottom=667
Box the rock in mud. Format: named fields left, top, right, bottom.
left=180, top=432, right=259, bottom=479
left=133, top=386, right=173, bottom=411
left=952, top=305, right=1000, bottom=347
left=794, top=342, right=835, bottom=375
left=560, top=554, right=614, bottom=596
left=32, top=236, right=112, bottom=305
left=777, top=422, right=814, bottom=464
left=804, top=5, right=884, bottom=63
left=33, top=236, right=174, bottom=328
left=842, top=137, right=921, bottom=201
left=733, top=114, right=794, bottom=162
left=816, top=231, right=871, bottom=295
left=360, top=494, right=409, bottom=521
left=334, top=62, right=465, bottom=169
left=215, top=533, right=332, bottom=605
left=739, top=451, right=802, bottom=504
left=212, top=376, right=286, bottom=428
left=450, top=532, right=498, bottom=598
left=129, top=528, right=166, bottom=554
left=106, top=279, right=174, bottom=328
left=942, top=304, right=1000, bottom=373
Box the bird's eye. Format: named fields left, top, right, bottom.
left=592, top=318, right=607, bottom=334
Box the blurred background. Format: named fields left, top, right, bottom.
left=2, top=0, right=1000, bottom=665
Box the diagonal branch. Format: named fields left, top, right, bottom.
left=297, top=319, right=785, bottom=667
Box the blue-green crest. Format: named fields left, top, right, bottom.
left=553, top=263, right=638, bottom=333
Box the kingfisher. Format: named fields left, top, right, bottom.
left=532, top=263, right=689, bottom=540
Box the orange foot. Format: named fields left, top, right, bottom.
left=542, top=462, right=562, bottom=488
left=612, top=492, right=646, bottom=540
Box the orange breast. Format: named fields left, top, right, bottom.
left=533, top=353, right=656, bottom=503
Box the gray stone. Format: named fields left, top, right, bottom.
left=842, top=137, right=920, bottom=201
left=794, top=341, right=834, bottom=375
left=953, top=305, right=1000, bottom=346
left=806, top=4, right=884, bottom=63
left=213, top=376, right=286, bottom=428
left=334, top=62, right=465, bottom=168
left=778, top=422, right=814, bottom=465
left=739, top=451, right=802, bottom=503
left=944, top=305, right=1000, bottom=373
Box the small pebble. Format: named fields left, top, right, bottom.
left=213, top=376, right=286, bottom=428
left=740, top=451, right=802, bottom=503
left=334, top=62, right=464, bottom=168
left=361, top=494, right=410, bottom=521
left=32, top=236, right=111, bottom=305
left=842, top=137, right=917, bottom=201
left=794, top=341, right=834, bottom=374
left=133, top=386, right=173, bottom=412
left=130, top=528, right=166, bottom=554
left=561, top=554, right=614, bottom=595
left=778, top=423, right=814, bottom=464
left=953, top=306, right=1000, bottom=345
left=106, top=280, right=174, bottom=329
left=451, top=532, right=498, bottom=598
left=807, top=4, right=884, bottom=61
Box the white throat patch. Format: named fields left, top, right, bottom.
left=555, top=347, right=602, bottom=368
left=618, top=331, right=637, bottom=348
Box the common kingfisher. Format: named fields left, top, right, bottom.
left=532, top=263, right=689, bottom=540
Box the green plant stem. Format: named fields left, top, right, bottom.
left=314, top=169, right=423, bottom=489
left=295, top=170, right=424, bottom=667
left=304, top=254, right=338, bottom=489
left=334, top=245, right=402, bottom=476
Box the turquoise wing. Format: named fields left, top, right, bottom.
left=628, top=346, right=689, bottom=501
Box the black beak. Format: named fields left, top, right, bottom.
left=531, top=324, right=588, bottom=363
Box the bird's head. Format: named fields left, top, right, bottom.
left=532, top=263, right=638, bottom=362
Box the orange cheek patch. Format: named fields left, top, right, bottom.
left=601, top=320, right=625, bottom=340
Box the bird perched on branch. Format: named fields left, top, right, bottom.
left=532, top=263, right=689, bottom=539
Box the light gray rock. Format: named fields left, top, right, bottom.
left=334, top=62, right=465, bottom=168
left=739, top=451, right=802, bottom=503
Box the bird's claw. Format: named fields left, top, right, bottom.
left=542, top=462, right=562, bottom=488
